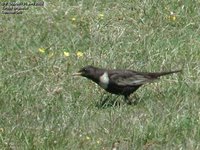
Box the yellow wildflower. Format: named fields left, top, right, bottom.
left=76, top=51, right=83, bottom=58
left=86, top=136, right=90, bottom=140
left=71, top=17, right=76, bottom=21
left=64, top=51, right=70, bottom=57
left=169, top=11, right=176, bottom=21
left=38, top=48, right=45, bottom=53
left=97, top=140, right=100, bottom=144
left=171, top=15, right=176, bottom=21
left=98, top=13, right=104, bottom=19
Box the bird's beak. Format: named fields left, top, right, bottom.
left=72, top=72, right=82, bottom=76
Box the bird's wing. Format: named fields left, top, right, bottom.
left=110, top=71, right=156, bottom=86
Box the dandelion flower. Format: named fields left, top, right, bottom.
left=99, top=13, right=104, bottom=17
left=169, top=12, right=176, bottom=21
left=71, top=17, right=76, bottom=21
left=64, top=51, right=70, bottom=57
left=171, top=15, right=176, bottom=21
left=38, top=48, right=45, bottom=53
left=98, top=13, right=104, bottom=19
left=76, top=51, right=83, bottom=58
left=86, top=136, right=90, bottom=140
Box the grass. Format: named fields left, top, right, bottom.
left=0, top=0, right=200, bottom=149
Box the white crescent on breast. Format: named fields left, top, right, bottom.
left=99, top=72, right=109, bottom=89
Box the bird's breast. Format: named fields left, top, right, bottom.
left=99, top=72, right=109, bottom=89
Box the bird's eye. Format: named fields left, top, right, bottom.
left=83, top=68, right=88, bottom=72
left=85, top=69, right=90, bottom=72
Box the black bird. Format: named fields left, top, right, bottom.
left=73, top=65, right=181, bottom=104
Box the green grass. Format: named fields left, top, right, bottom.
left=0, top=0, right=200, bottom=149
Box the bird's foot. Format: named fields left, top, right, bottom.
left=124, top=96, right=138, bottom=105
left=125, top=99, right=139, bottom=105
left=125, top=99, right=132, bottom=105
left=97, top=95, right=121, bottom=108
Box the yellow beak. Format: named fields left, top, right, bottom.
left=72, top=72, right=82, bottom=76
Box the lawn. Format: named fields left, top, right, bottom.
left=0, top=0, right=200, bottom=149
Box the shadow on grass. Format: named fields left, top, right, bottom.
left=95, top=94, right=139, bottom=109
left=95, top=95, right=122, bottom=108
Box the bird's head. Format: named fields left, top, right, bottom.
left=73, top=65, right=98, bottom=79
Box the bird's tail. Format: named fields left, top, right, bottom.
left=148, top=70, right=182, bottom=78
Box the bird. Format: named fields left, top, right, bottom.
left=73, top=65, right=181, bottom=105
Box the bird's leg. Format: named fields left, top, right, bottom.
left=132, top=94, right=140, bottom=105
left=124, top=95, right=140, bottom=105
left=124, top=95, right=132, bottom=105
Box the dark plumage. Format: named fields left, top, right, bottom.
left=73, top=65, right=181, bottom=104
